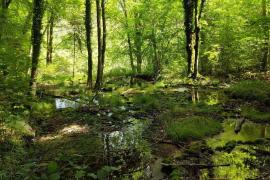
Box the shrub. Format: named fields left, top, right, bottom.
left=166, top=116, right=222, bottom=142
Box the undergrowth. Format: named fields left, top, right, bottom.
left=166, top=116, right=222, bottom=142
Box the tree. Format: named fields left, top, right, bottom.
left=134, top=11, right=143, bottom=74
left=85, top=0, right=93, bottom=88
left=29, top=0, right=44, bottom=96
left=119, top=0, right=136, bottom=74
left=46, top=11, right=54, bottom=65
left=261, top=0, right=269, bottom=72
left=95, top=0, right=106, bottom=90
left=183, top=0, right=206, bottom=79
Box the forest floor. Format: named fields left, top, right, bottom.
left=1, top=78, right=270, bottom=179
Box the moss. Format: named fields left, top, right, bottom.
left=166, top=116, right=222, bottom=142
left=241, top=106, right=270, bottom=123
left=225, top=80, right=270, bottom=104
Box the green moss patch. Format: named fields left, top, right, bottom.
left=225, top=80, right=270, bottom=104
left=166, top=116, right=222, bottom=142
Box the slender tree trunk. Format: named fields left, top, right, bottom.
left=46, top=12, right=54, bottom=65
left=183, top=0, right=195, bottom=77
left=151, top=28, right=160, bottom=78
left=134, top=12, right=143, bottom=74
left=95, top=0, right=102, bottom=89
left=29, top=0, right=44, bottom=96
left=73, top=30, right=76, bottom=82
left=101, top=0, right=106, bottom=79
left=85, top=0, right=93, bottom=88
left=261, top=0, right=269, bottom=72
left=183, top=0, right=206, bottom=79
left=120, top=0, right=136, bottom=74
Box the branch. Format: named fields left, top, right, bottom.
left=161, top=163, right=230, bottom=169
left=198, top=0, right=206, bottom=20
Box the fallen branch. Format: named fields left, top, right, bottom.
left=161, top=163, right=230, bottom=169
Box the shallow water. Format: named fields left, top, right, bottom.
left=55, top=98, right=79, bottom=109
left=45, top=87, right=270, bottom=179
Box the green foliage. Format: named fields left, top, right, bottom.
left=241, top=106, right=270, bottom=123
left=132, top=93, right=160, bottom=111
left=31, top=102, right=55, bottom=119
left=225, top=80, right=270, bottom=104
left=99, top=92, right=125, bottom=107
left=166, top=116, right=222, bottom=142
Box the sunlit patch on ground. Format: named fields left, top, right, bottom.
left=35, top=124, right=90, bottom=142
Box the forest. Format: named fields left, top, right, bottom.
left=0, top=0, right=270, bottom=179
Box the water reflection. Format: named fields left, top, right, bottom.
left=101, top=118, right=152, bottom=177
left=207, top=120, right=270, bottom=179
left=208, top=120, right=270, bottom=148
left=55, top=98, right=79, bottom=109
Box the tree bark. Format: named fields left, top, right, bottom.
left=261, top=0, right=269, bottom=72
left=30, top=0, right=44, bottom=96
left=183, top=0, right=195, bottom=77
left=94, top=0, right=103, bottom=90
left=119, top=0, right=136, bottom=74
left=85, top=0, right=93, bottom=88
left=101, top=0, right=106, bottom=79
left=134, top=12, right=143, bottom=74
left=46, top=12, right=54, bottom=65
left=183, top=0, right=206, bottom=79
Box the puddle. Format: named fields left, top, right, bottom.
left=55, top=98, right=79, bottom=109
left=208, top=119, right=270, bottom=148
left=100, top=118, right=152, bottom=176
left=205, top=120, right=270, bottom=179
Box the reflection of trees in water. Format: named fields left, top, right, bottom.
left=191, top=88, right=200, bottom=103
left=101, top=120, right=151, bottom=175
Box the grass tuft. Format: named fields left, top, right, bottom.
left=166, top=116, right=222, bottom=142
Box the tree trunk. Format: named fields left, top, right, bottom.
left=183, top=0, right=206, bottom=79
left=183, top=0, right=195, bottom=77
left=85, top=0, right=93, bottom=88
left=101, top=0, right=106, bottom=80
left=29, top=0, right=44, bottom=96
left=151, top=28, right=160, bottom=78
left=261, top=0, right=269, bottom=72
left=134, top=12, right=143, bottom=74
left=120, top=0, right=136, bottom=74
left=94, top=0, right=102, bottom=90
left=46, top=12, right=54, bottom=65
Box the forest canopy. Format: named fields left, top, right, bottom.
left=0, top=0, right=269, bottom=93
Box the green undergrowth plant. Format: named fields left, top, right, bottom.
left=241, top=106, right=270, bottom=123
left=166, top=116, right=222, bottom=142
left=225, top=80, right=270, bottom=104
left=99, top=92, right=125, bottom=107
left=132, top=93, right=161, bottom=111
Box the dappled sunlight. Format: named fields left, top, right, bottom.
left=36, top=124, right=90, bottom=142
